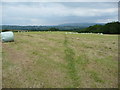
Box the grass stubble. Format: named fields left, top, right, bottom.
left=2, top=32, right=118, bottom=88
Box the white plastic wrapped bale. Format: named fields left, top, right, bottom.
left=1, top=31, right=14, bottom=42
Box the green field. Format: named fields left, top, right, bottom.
left=2, top=32, right=118, bottom=88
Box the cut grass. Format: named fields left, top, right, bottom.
left=64, top=34, right=79, bottom=88
left=2, top=32, right=118, bottom=88
left=0, top=42, right=2, bottom=89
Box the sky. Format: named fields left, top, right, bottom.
left=1, top=1, right=118, bottom=26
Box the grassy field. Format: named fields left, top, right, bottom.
left=0, top=41, right=2, bottom=89
left=2, top=32, right=118, bottom=88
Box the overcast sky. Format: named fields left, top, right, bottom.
left=2, top=2, right=118, bottom=25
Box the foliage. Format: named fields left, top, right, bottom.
left=48, top=28, right=59, bottom=31
left=1, top=25, right=86, bottom=32
left=1, top=22, right=119, bottom=34
left=78, top=22, right=120, bottom=34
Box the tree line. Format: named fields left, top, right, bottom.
left=1, top=25, right=85, bottom=32
left=78, top=22, right=120, bottom=34
left=1, top=22, right=119, bottom=34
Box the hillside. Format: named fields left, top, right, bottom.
left=59, top=23, right=105, bottom=27
left=78, top=22, right=120, bottom=34
left=0, top=23, right=104, bottom=32
left=1, top=22, right=119, bottom=34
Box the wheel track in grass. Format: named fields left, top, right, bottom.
left=64, top=34, right=79, bottom=88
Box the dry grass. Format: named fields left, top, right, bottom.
left=2, top=32, right=118, bottom=88
left=0, top=41, right=2, bottom=89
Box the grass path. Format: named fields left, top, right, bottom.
left=64, top=34, right=79, bottom=88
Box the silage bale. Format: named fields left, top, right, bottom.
left=0, top=31, right=14, bottom=42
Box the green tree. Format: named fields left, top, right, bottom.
left=48, top=28, right=59, bottom=31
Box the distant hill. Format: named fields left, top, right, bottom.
left=1, top=22, right=118, bottom=34
left=0, top=25, right=86, bottom=32
left=0, top=23, right=105, bottom=32
left=78, top=22, right=120, bottom=34
left=1, top=25, right=85, bottom=31
left=58, top=23, right=105, bottom=27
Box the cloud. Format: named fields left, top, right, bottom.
left=1, top=0, right=119, bottom=2
left=2, top=2, right=118, bottom=25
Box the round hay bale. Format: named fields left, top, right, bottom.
left=1, top=31, right=14, bottom=42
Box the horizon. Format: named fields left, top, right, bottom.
left=1, top=22, right=108, bottom=26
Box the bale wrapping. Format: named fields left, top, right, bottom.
left=0, top=31, right=14, bottom=42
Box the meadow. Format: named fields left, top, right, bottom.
left=2, top=32, right=118, bottom=88
left=0, top=41, right=2, bottom=89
